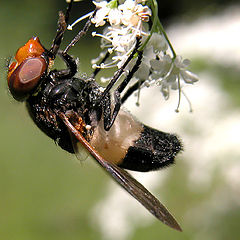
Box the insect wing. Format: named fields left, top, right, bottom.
left=58, top=112, right=182, bottom=232
left=95, top=158, right=182, bottom=231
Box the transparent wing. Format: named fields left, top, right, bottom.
left=93, top=157, right=182, bottom=231
left=58, top=112, right=182, bottom=232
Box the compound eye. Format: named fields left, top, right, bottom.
left=8, top=57, right=47, bottom=101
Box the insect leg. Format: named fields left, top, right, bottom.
left=116, top=51, right=143, bottom=95
left=49, top=0, right=74, bottom=58
left=91, top=51, right=111, bottom=78
left=102, top=51, right=143, bottom=130
left=121, top=79, right=145, bottom=104
left=99, top=37, right=141, bottom=103
left=102, top=91, right=121, bottom=131
left=63, top=9, right=97, bottom=54
left=50, top=51, right=77, bottom=79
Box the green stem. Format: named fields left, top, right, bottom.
left=139, top=0, right=177, bottom=59
left=139, top=0, right=158, bottom=51
left=156, top=18, right=177, bottom=58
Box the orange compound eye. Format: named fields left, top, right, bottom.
left=8, top=57, right=47, bottom=101
left=7, top=37, right=48, bottom=101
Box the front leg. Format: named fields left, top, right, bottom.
left=49, top=0, right=74, bottom=58
left=50, top=51, right=77, bottom=79
left=102, top=91, right=121, bottom=131
left=101, top=51, right=143, bottom=131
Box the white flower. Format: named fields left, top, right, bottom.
left=149, top=55, right=198, bottom=99
left=118, top=0, right=136, bottom=12
left=150, top=53, right=172, bottom=77
left=180, top=70, right=199, bottom=84
left=67, top=0, right=199, bottom=110
left=172, top=56, right=198, bottom=84
left=119, top=0, right=151, bottom=27
left=134, top=61, right=150, bottom=80
left=135, top=4, right=152, bottom=22
left=92, top=1, right=111, bottom=27
left=108, top=8, right=122, bottom=25
left=148, top=32, right=168, bottom=53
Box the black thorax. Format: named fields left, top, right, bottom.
left=26, top=76, right=102, bottom=153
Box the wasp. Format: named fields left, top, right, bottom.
left=7, top=0, right=182, bottom=231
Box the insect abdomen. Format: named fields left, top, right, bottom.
left=118, top=126, right=182, bottom=172
left=90, top=109, right=182, bottom=172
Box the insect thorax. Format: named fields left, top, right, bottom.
left=26, top=76, right=102, bottom=153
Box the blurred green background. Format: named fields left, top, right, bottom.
left=0, top=0, right=240, bottom=240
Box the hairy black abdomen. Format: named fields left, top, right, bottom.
left=119, top=126, right=182, bottom=172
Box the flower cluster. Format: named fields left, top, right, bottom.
left=67, top=0, right=198, bottom=110
left=90, top=0, right=151, bottom=69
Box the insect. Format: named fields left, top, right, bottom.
left=7, top=0, right=182, bottom=231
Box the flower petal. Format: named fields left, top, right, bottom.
left=180, top=70, right=199, bottom=84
